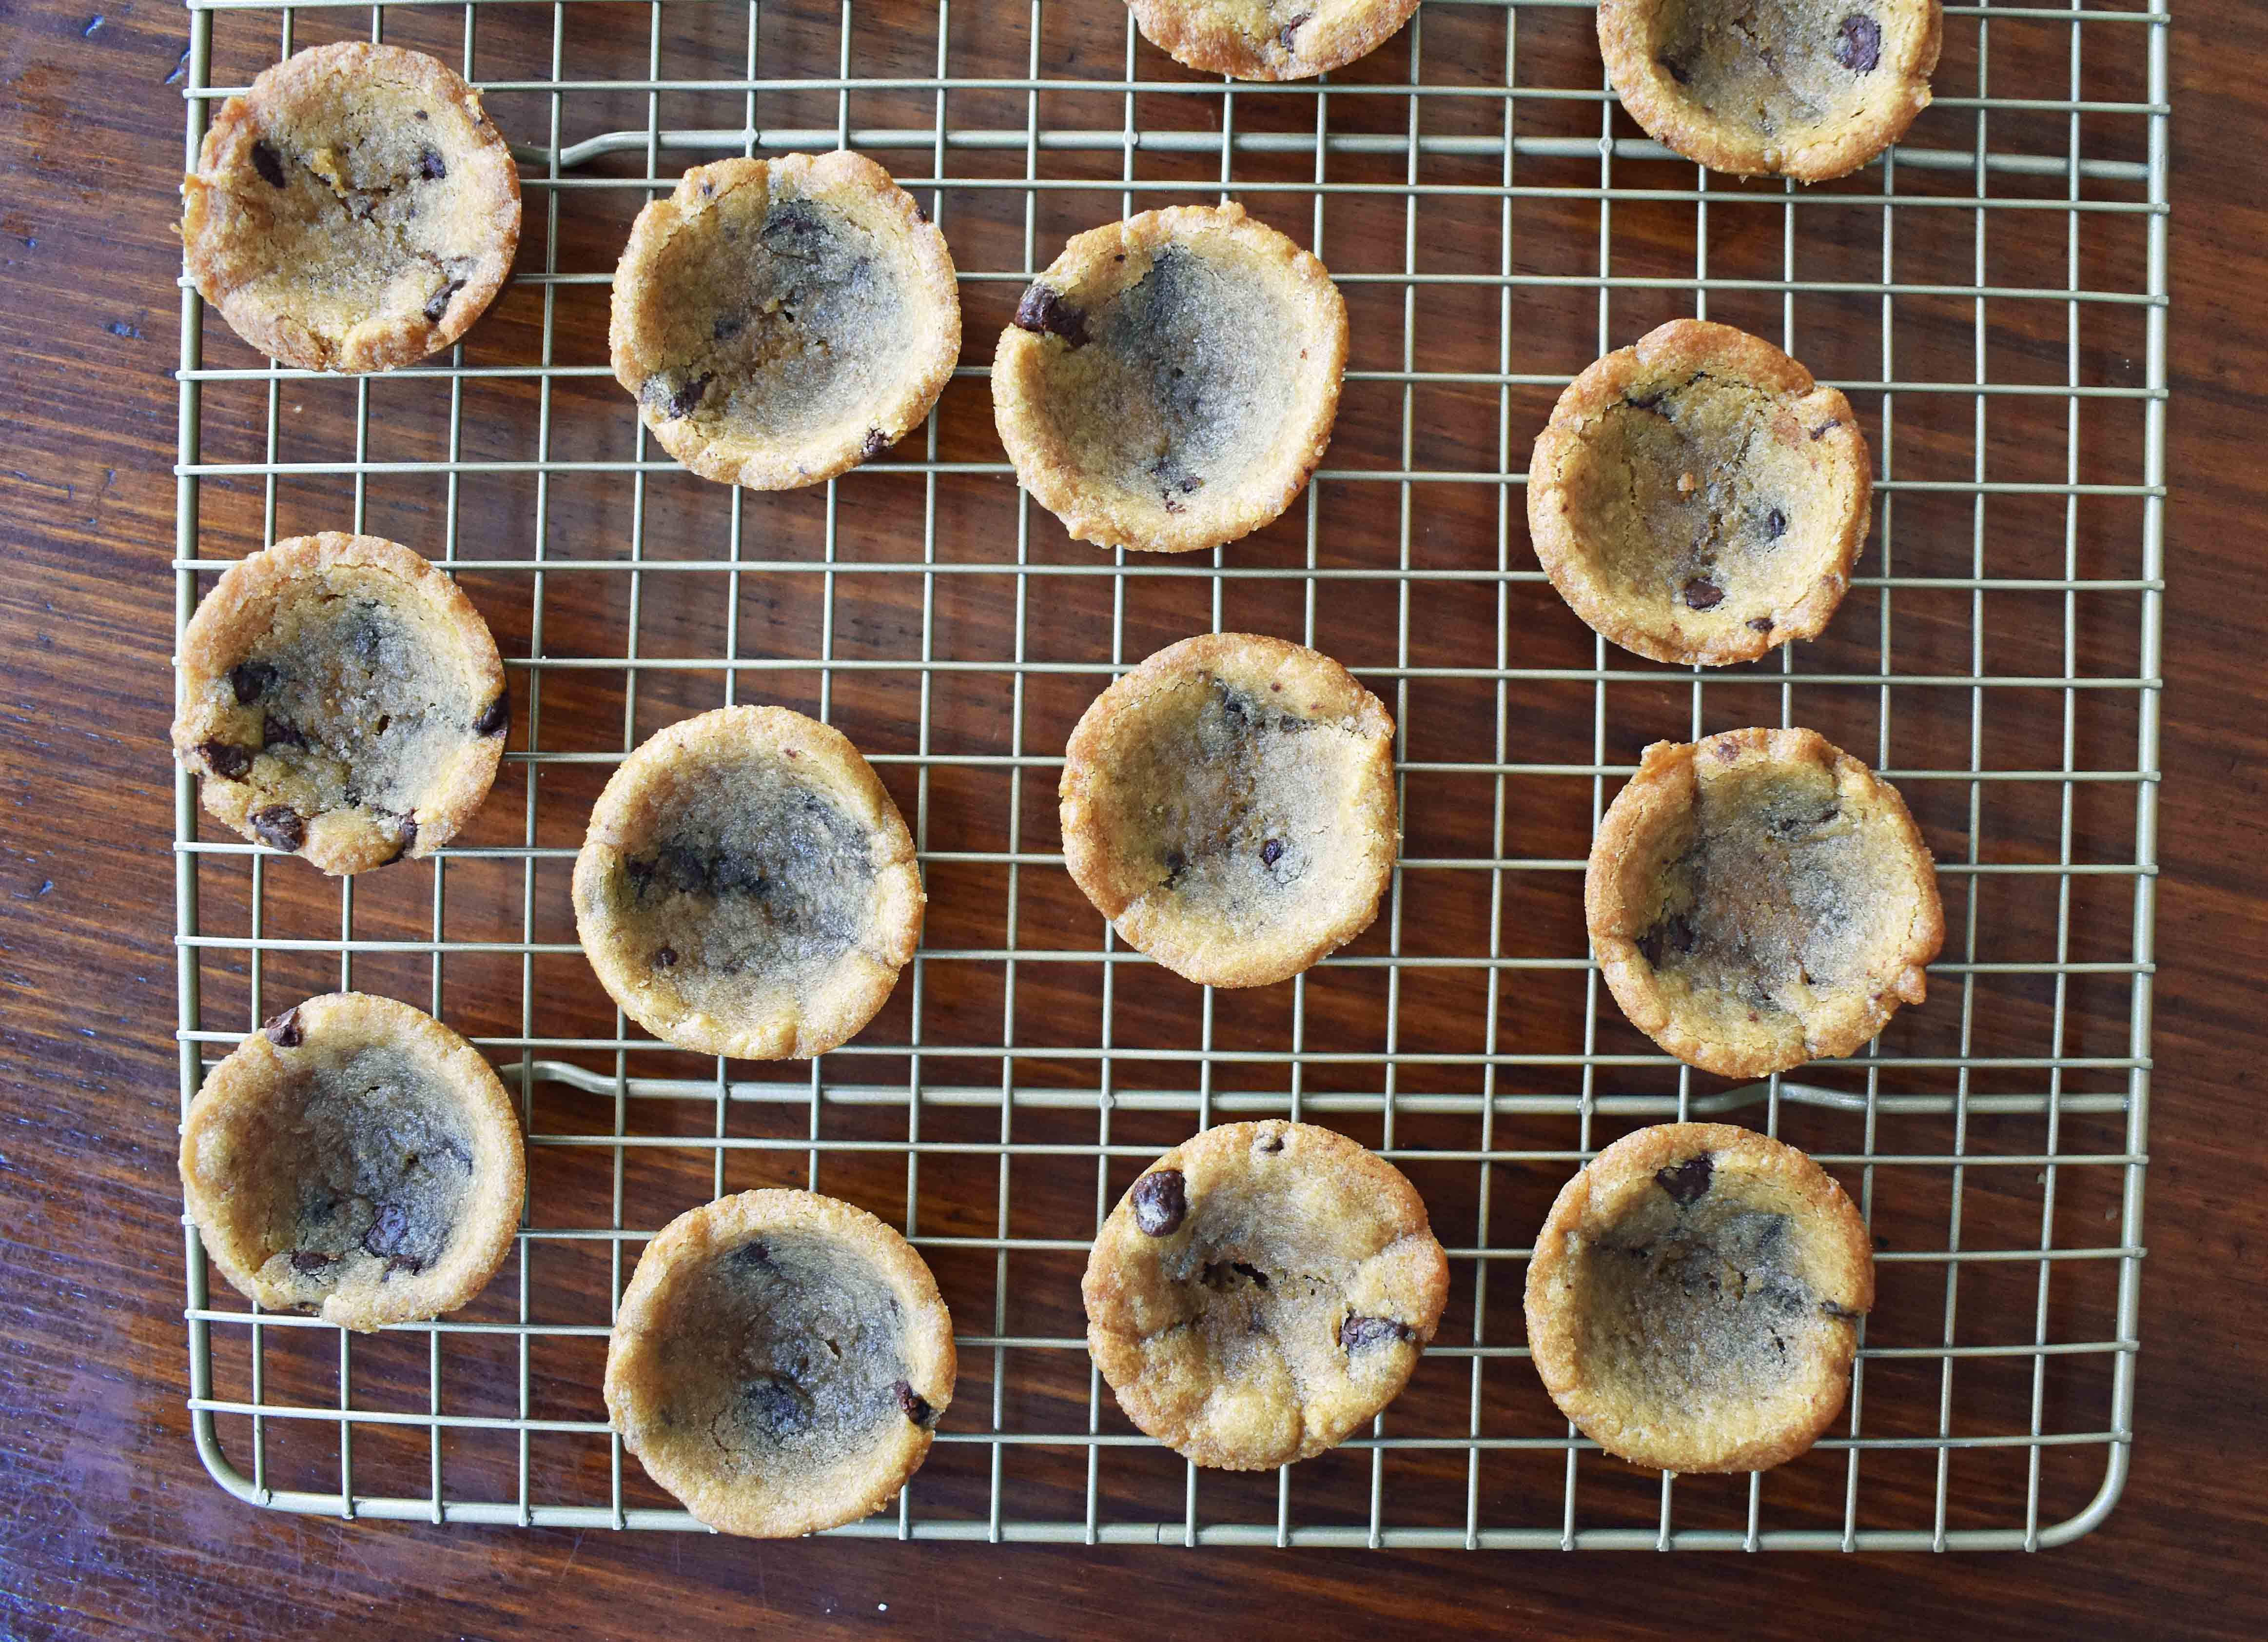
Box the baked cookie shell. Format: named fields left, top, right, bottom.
left=1599, top=0, right=1942, bottom=182
left=182, top=41, right=522, bottom=373
left=605, top=1189, right=957, bottom=1538
left=1524, top=1122, right=1875, bottom=1473
left=1083, top=1120, right=1450, bottom=1469
left=993, top=203, right=1347, bottom=554
left=178, top=991, right=526, bottom=1333
left=1128, top=0, right=1422, bottom=81
left=172, top=532, right=509, bottom=876
left=609, top=152, right=961, bottom=490
left=1528, top=319, right=1870, bottom=667
left=1586, top=727, right=1944, bottom=1077
left=572, top=706, right=924, bottom=1059
left=1060, top=633, right=1397, bottom=989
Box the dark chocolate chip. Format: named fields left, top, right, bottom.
left=229, top=661, right=277, bottom=704
left=860, top=427, right=893, bottom=460
left=653, top=945, right=678, bottom=969
left=250, top=806, right=305, bottom=851
left=1765, top=507, right=1787, bottom=539
left=416, top=147, right=447, bottom=181
left=1278, top=10, right=1312, bottom=52
left=288, top=1250, right=335, bottom=1274
left=1162, top=847, right=1187, bottom=886
left=263, top=1006, right=303, bottom=1048
left=423, top=277, right=466, bottom=324
left=250, top=140, right=287, bottom=188
left=413, top=109, right=429, bottom=122
left=1748, top=616, right=1776, bottom=633
left=1655, top=1153, right=1714, bottom=1205
left=744, top=1375, right=811, bottom=1436
left=896, top=1380, right=937, bottom=1426
left=362, top=1202, right=413, bottom=1259
left=262, top=716, right=306, bottom=751
left=1340, top=1314, right=1417, bottom=1350
left=725, top=1240, right=772, bottom=1270
left=1012, top=282, right=1089, bottom=349
left=1259, top=1133, right=1285, bottom=1154
left=1636, top=911, right=1698, bottom=969
left=1657, top=53, right=1692, bottom=85
left=712, top=311, right=746, bottom=343
left=198, top=739, right=252, bottom=780
left=1259, top=838, right=1284, bottom=868
left=1833, top=13, right=1883, bottom=73
left=1681, top=577, right=1725, bottom=611
left=473, top=691, right=510, bottom=737
left=385, top=813, right=418, bottom=864
left=385, top=1254, right=427, bottom=1278
left=1129, top=1168, right=1187, bottom=1237
left=640, top=372, right=713, bottom=421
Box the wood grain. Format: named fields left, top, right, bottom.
left=2, top=0, right=2263, bottom=1636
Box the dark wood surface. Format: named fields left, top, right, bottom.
left=4, top=0, right=2264, bottom=1635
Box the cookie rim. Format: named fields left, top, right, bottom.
left=570, top=705, right=925, bottom=1060
left=1059, top=632, right=1398, bottom=989
left=172, top=531, right=509, bottom=876
left=1523, top=1121, right=1876, bottom=1473
left=1597, top=0, right=1944, bottom=183
left=181, top=40, right=523, bottom=374
left=1527, top=318, right=1871, bottom=667
left=991, top=201, right=1349, bottom=555
left=608, top=151, right=962, bottom=491
left=603, top=1187, right=957, bottom=1538
left=1584, top=726, right=1945, bottom=1078
left=177, top=990, right=527, bottom=1334
left=1126, top=0, right=1422, bottom=81
left=1081, top=1119, right=1451, bottom=1470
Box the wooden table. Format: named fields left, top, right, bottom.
left=4, top=0, right=2261, bottom=1634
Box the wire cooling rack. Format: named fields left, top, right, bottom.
left=172, top=0, right=2165, bottom=1550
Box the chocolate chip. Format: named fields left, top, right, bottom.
left=860, top=427, right=892, bottom=461
left=1810, top=420, right=1838, bottom=441
left=761, top=201, right=824, bottom=240
left=250, top=806, right=305, bottom=851
left=1162, top=848, right=1187, bottom=886
left=640, top=372, right=713, bottom=420
left=288, top=1250, right=335, bottom=1274
left=1657, top=53, right=1692, bottom=85
left=198, top=739, right=252, bottom=780
left=385, top=1254, right=427, bottom=1278
left=473, top=691, right=509, bottom=737
left=385, top=813, right=418, bottom=864
left=1655, top=1153, right=1714, bottom=1205
left=263, top=716, right=307, bottom=751
left=653, top=945, right=678, bottom=969
left=712, top=311, right=746, bottom=343
left=1278, top=10, right=1312, bottom=51
left=362, top=1202, right=413, bottom=1259
left=743, top=1374, right=811, bottom=1436
left=1765, top=507, right=1787, bottom=539
left=1340, top=1314, right=1417, bottom=1350
left=250, top=140, right=287, bottom=188
left=1636, top=911, right=1698, bottom=969
left=423, top=277, right=466, bottom=324
left=416, top=147, right=447, bottom=181
left=1834, top=13, right=1882, bottom=73
left=895, top=1380, right=937, bottom=1426
left=1748, top=616, right=1776, bottom=633
left=413, top=109, right=429, bottom=122
left=229, top=661, right=277, bottom=703
left=1682, top=577, right=1725, bottom=611
left=1259, top=839, right=1284, bottom=867
left=1129, top=1169, right=1187, bottom=1236
left=263, top=1006, right=303, bottom=1048
left=1258, top=1132, right=1285, bottom=1154
left=1012, top=282, right=1089, bottom=349
left=624, top=857, right=656, bottom=896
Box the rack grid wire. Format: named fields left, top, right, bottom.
left=172, top=0, right=2165, bottom=1550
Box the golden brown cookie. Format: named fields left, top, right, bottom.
left=1524, top=1122, right=1874, bottom=1473
left=1127, top=0, right=1421, bottom=80
left=609, top=153, right=960, bottom=490
left=1586, top=727, right=1943, bottom=1077
left=179, top=992, right=526, bottom=1333
left=605, top=1189, right=956, bottom=1537
left=993, top=203, right=1347, bottom=554
left=182, top=41, right=521, bottom=372
left=1598, top=0, right=1942, bottom=182
left=1527, top=319, right=1869, bottom=667
left=1060, top=633, right=1397, bottom=989
left=172, top=533, right=509, bottom=876
left=1083, top=1121, right=1449, bottom=1470
left=571, top=706, right=924, bottom=1060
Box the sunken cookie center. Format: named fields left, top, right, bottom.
left=659, top=1236, right=910, bottom=1467
left=1648, top=0, right=1892, bottom=133
left=635, top=197, right=906, bottom=442
left=274, top=1048, right=476, bottom=1279
left=1042, top=247, right=1304, bottom=514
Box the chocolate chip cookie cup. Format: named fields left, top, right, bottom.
left=1598, top=0, right=1942, bottom=182
left=1128, top=0, right=1421, bottom=81
left=1060, top=633, right=1397, bottom=989
left=992, top=203, right=1347, bottom=554
left=572, top=706, right=924, bottom=1060
left=1528, top=319, right=1870, bottom=668
left=1524, top=1123, right=1874, bottom=1473
left=609, top=152, right=960, bottom=490
left=1083, top=1121, right=1449, bottom=1470
left=1586, top=728, right=1943, bottom=1078
left=182, top=42, right=522, bottom=373
left=172, top=533, right=510, bottom=876
left=179, top=992, right=526, bottom=1334
left=605, top=1189, right=956, bottom=1538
